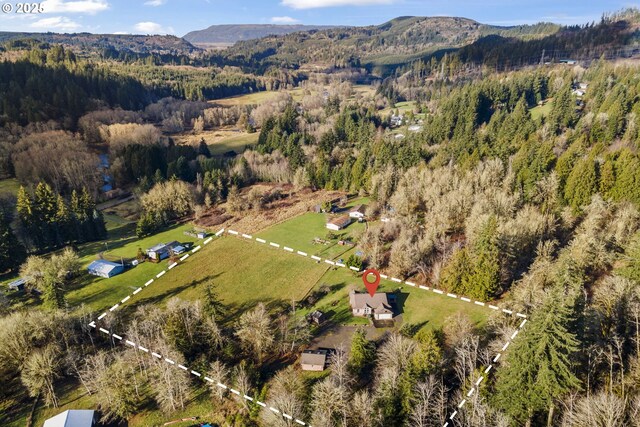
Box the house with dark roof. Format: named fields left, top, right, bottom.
left=349, top=290, right=394, bottom=320
left=300, top=349, right=328, bottom=371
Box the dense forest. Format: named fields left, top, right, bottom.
left=2, top=7, right=640, bottom=427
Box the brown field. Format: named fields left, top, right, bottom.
left=196, top=185, right=345, bottom=234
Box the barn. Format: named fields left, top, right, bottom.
left=87, top=260, right=125, bottom=278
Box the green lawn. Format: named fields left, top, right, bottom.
left=530, top=100, right=553, bottom=120
left=128, top=236, right=331, bottom=319
left=66, top=223, right=198, bottom=313
left=254, top=197, right=369, bottom=254
left=0, top=178, right=21, bottom=196
left=380, top=100, right=418, bottom=116
left=214, top=90, right=287, bottom=106
left=254, top=212, right=366, bottom=260
left=302, top=266, right=489, bottom=332
left=207, top=131, right=258, bottom=155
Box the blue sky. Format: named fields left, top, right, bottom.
left=0, top=0, right=635, bottom=36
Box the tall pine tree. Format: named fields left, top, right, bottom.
left=494, top=291, right=581, bottom=426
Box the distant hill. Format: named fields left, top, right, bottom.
left=0, top=32, right=198, bottom=55
left=220, top=16, right=563, bottom=74
left=183, top=24, right=341, bottom=46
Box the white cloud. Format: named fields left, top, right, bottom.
left=144, top=0, right=167, bottom=6
left=281, top=0, right=394, bottom=9
left=271, top=16, right=300, bottom=24
left=40, top=0, right=109, bottom=14
left=134, top=21, right=173, bottom=34
left=30, top=16, right=82, bottom=31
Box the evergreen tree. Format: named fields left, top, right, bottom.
left=494, top=292, right=581, bottom=425
left=618, top=232, right=640, bottom=283
left=198, top=138, right=211, bottom=158
left=54, top=195, right=71, bottom=246
left=348, top=327, right=374, bottom=376
left=33, top=182, right=57, bottom=249
left=467, top=216, right=502, bottom=301
left=564, top=157, right=598, bottom=212
left=408, top=328, right=442, bottom=378
left=0, top=211, right=26, bottom=273
left=203, top=281, right=226, bottom=318
left=548, top=85, right=576, bottom=133
left=16, top=186, right=36, bottom=248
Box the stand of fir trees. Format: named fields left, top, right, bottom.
left=16, top=183, right=106, bottom=252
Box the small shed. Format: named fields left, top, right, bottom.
left=310, top=310, right=326, bottom=325
left=172, top=245, right=186, bottom=255
left=87, top=260, right=124, bottom=279
left=301, top=349, right=328, bottom=371
left=43, top=409, right=96, bottom=427
left=326, top=215, right=352, bottom=231
left=197, top=231, right=207, bottom=239
left=8, top=278, right=26, bottom=291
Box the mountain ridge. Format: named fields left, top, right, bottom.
left=183, top=24, right=342, bottom=45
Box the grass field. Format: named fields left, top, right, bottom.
left=131, top=236, right=331, bottom=319
left=255, top=212, right=366, bottom=260
left=173, top=127, right=258, bottom=156
left=213, top=84, right=375, bottom=108
left=213, top=90, right=290, bottom=106
left=300, top=264, right=489, bottom=331
left=66, top=223, right=198, bottom=313
left=530, top=99, right=553, bottom=120
left=0, top=178, right=21, bottom=195
left=207, top=131, right=259, bottom=155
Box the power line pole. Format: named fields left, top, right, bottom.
left=540, top=49, right=545, bottom=65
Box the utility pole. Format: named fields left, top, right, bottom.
left=540, top=49, right=546, bottom=65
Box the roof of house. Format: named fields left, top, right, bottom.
left=8, top=278, right=26, bottom=288
left=327, top=215, right=352, bottom=227
left=349, top=291, right=393, bottom=314
left=43, top=410, right=95, bottom=427
left=301, top=349, right=328, bottom=366
left=147, top=241, right=180, bottom=252
left=87, top=259, right=123, bottom=275
left=349, top=204, right=367, bottom=214
left=310, top=310, right=325, bottom=319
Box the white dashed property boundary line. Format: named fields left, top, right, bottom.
left=221, top=228, right=530, bottom=425
left=442, top=317, right=528, bottom=427
left=89, top=226, right=529, bottom=425
left=87, top=228, right=312, bottom=425
left=93, top=326, right=311, bottom=426
left=88, top=229, right=223, bottom=326
left=222, top=229, right=527, bottom=319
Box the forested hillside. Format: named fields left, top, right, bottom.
left=0, top=32, right=198, bottom=56
left=220, top=10, right=636, bottom=76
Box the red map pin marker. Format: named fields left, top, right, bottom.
left=362, top=269, right=381, bottom=297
